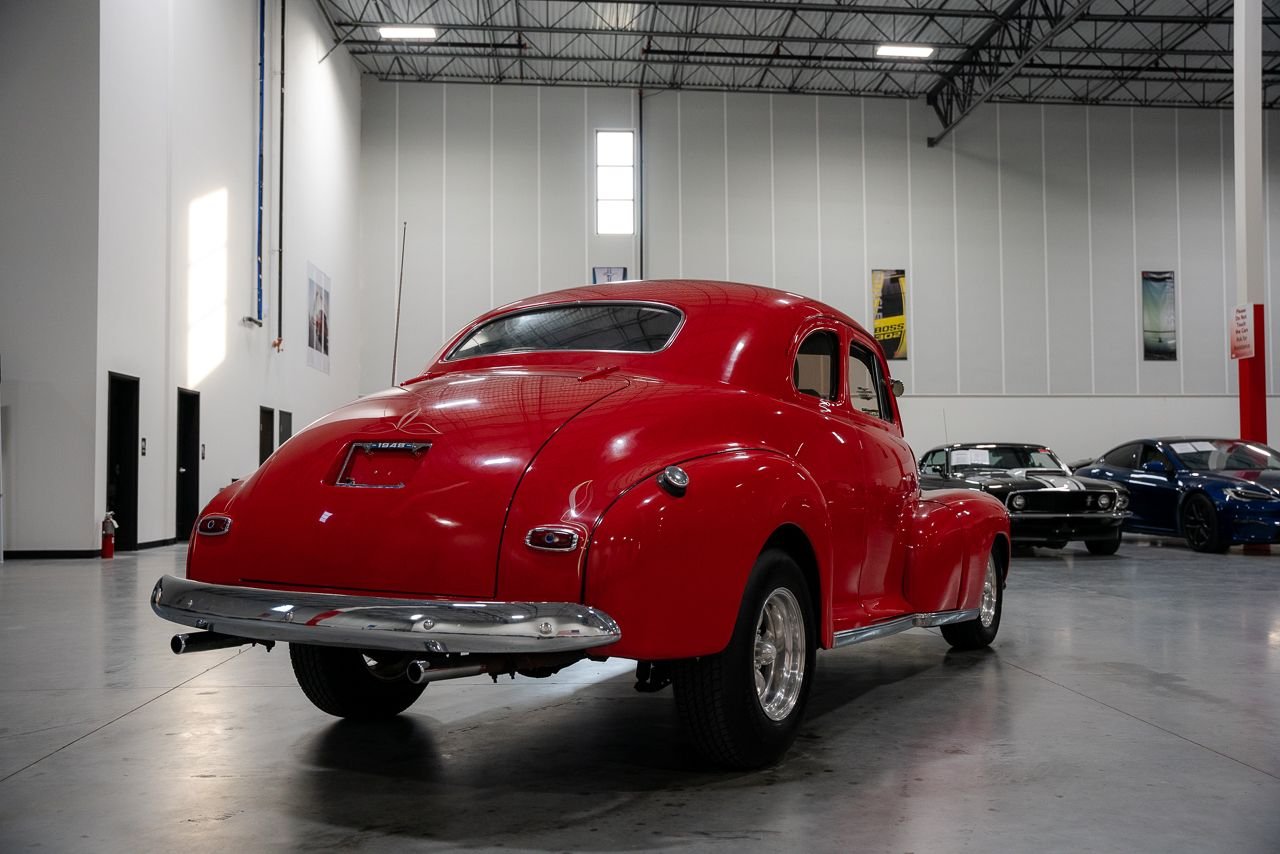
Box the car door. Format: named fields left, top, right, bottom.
left=1125, top=443, right=1180, bottom=532
left=785, top=326, right=868, bottom=628
left=835, top=331, right=917, bottom=621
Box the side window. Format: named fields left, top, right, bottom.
left=1140, top=444, right=1170, bottom=471
left=920, top=449, right=946, bottom=473
left=1102, top=444, right=1140, bottom=469
left=848, top=342, right=890, bottom=421
left=793, top=331, right=839, bottom=401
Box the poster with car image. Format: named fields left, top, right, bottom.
left=872, top=269, right=907, bottom=360
left=1141, top=271, right=1176, bottom=360
left=306, top=263, right=331, bottom=374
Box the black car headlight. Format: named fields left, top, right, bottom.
left=1097, top=493, right=1113, bottom=510
left=1116, top=493, right=1129, bottom=510
left=1009, top=494, right=1027, bottom=510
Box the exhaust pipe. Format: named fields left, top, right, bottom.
left=171, top=630, right=265, bottom=655
left=406, top=660, right=487, bottom=685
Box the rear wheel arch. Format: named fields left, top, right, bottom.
left=991, top=532, right=1010, bottom=586
left=762, top=524, right=823, bottom=645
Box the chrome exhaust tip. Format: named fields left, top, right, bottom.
left=406, top=659, right=486, bottom=685
left=170, top=631, right=256, bottom=655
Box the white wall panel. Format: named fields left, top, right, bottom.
left=444, top=85, right=493, bottom=338
left=1089, top=107, right=1139, bottom=394
left=641, top=92, right=680, bottom=279
left=1134, top=108, right=1181, bottom=395
left=1179, top=110, right=1229, bottom=395
left=360, top=83, right=1280, bottom=450
left=1044, top=105, right=1093, bottom=394
left=816, top=98, right=865, bottom=323
left=907, top=99, right=957, bottom=395
left=492, top=86, right=540, bottom=307
left=772, top=96, right=820, bottom=299
left=725, top=94, right=774, bottom=286
left=953, top=105, right=1003, bottom=394
left=0, top=0, right=99, bottom=550
left=397, top=84, right=446, bottom=367
left=359, top=80, right=397, bottom=392
left=999, top=104, right=1049, bottom=395
left=538, top=88, right=588, bottom=293
left=677, top=92, right=728, bottom=280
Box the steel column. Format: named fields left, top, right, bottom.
left=1236, top=0, right=1267, bottom=442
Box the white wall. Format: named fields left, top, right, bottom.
left=358, top=81, right=638, bottom=393
left=642, top=91, right=1280, bottom=455
left=86, top=0, right=362, bottom=549
left=0, top=0, right=101, bottom=550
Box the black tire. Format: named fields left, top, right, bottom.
left=941, top=549, right=1003, bottom=650
left=289, top=644, right=426, bottom=720
left=1085, top=530, right=1122, bottom=556
left=672, top=549, right=816, bottom=770
left=1180, top=493, right=1230, bottom=553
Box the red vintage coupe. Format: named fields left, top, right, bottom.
left=152, top=280, right=1010, bottom=768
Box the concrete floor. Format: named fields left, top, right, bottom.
left=0, top=541, right=1277, bottom=853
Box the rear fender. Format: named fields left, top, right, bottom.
left=905, top=490, right=1009, bottom=613
left=584, top=450, right=832, bottom=660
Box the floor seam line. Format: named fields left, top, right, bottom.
left=1001, top=658, right=1279, bottom=782
left=0, top=650, right=244, bottom=785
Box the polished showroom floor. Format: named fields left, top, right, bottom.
left=1, top=540, right=1277, bottom=852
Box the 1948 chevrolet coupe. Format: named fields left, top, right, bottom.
left=152, top=280, right=1010, bottom=768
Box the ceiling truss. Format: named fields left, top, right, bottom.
left=315, top=0, right=1280, bottom=139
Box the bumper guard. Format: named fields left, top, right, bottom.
left=151, top=575, right=621, bottom=655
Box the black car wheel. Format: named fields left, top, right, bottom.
left=1085, top=530, right=1122, bottom=556
left=941, top=548, right=1003, bottom=650
left=290, top=644, right=426, bottom=719
left=672, top=548, right=816, bottom=770
left=1180, top=493, right=1230, bottom=554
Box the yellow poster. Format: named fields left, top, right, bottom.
left=872, top=269, right=907, bottom=360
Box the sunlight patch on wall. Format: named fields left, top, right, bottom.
left=187, top=188, right=228, bottom=387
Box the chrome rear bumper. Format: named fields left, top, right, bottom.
left=150, top=575, right=621, bottom=655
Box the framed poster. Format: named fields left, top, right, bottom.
left=306, top=263, right=331, bottom=374
left=592, top=266, right=627, bottom=284
left=872, top=269, right=907, bottom=360
left=1141, top=271, right=1176, bottom=360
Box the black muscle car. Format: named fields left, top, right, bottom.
left=919, top=443, right=1130, bottom=555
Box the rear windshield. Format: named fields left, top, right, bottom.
left=448, top=303, right=682, bottom=359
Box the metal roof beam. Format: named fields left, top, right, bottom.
left=926, top=0, right=1099, bottom=146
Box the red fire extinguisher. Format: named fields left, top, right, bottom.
left=101, top=511, right=118, bottom=559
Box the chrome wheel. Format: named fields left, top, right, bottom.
left=979, top=555, right=998, bottom=628
left=754, top=587, right=806, bottom=721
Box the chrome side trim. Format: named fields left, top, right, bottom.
left=831, top=609, right=981, bottom=648
left=151, top=575, right=619, bottom=655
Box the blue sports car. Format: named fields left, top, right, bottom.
left=1075, top=437, right=1280, bottom=552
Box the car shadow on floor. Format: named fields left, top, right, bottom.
left=288, top=635, right=999, bottom=848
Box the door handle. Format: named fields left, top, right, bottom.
left=178, top=467, right=187, bottom=474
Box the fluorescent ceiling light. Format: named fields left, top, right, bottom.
left=876, top=44, right=934, bottom=59
left=379, top=26, right=438, bottom=39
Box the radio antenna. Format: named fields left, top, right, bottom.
left=391, top=221, right=407, bottom=385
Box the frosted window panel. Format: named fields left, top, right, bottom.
left=597, top=131, right=634, bottom=166
left=597, top=166, right=634, bottom=200
left=597, top=200, right=634, bottom=235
